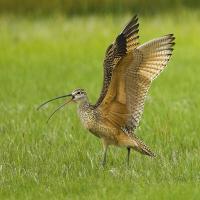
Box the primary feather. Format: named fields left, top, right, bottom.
left=94, top=15, right=140, bottom=108
left=94, top=17, right=175, bottom=135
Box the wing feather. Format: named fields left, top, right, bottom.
left=98, top=34, right=175, bottom=133
left=94, top=15, right=139, bottom=107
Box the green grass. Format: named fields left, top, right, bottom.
left=0, top=10, right=200, bottom=199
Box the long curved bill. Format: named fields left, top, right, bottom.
left=46, top=98, right=73, bottom=123
left=37, top=94, right=72, bottom=110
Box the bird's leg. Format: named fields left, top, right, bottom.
left=101, top=139, right=108, bottom=167
left=102, top=147, right=107, bottom=167
left=127, top=147, right=131, bottom=166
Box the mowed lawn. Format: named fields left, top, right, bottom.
left=0, top=10, right=200, bottom=199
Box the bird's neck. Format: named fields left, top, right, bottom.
left=78, top=97, right=90, bottom=110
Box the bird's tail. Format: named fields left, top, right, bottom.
left=131, top=135, right=156, bottom=157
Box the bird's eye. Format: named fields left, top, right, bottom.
left=77, top=92, right=81, bottom=95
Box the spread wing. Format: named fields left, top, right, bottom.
left=97, top=34, right=175, bottom=133
left=94, top=15, right=139, bottom=108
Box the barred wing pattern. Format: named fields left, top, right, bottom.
left=98, top=34, right=175, bottom=133
left=125, top=34, right=175, bottom=131
left=94, top=15, right=139, bottom=108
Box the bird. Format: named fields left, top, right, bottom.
left=38, top=15, right=175, bottom=166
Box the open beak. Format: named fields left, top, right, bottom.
left=37, top=93, right=73, bottom=123
left=37, top=94, right=73, bottom=110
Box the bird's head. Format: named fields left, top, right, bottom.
left=71, top=88, right=87, bottom=103
left=37, top=88, right=87, bottom=122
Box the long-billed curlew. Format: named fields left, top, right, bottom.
left=38, top=15, right=175, bottom=166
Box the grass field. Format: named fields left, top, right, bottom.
left=0, top=10, right=200, bottom=199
